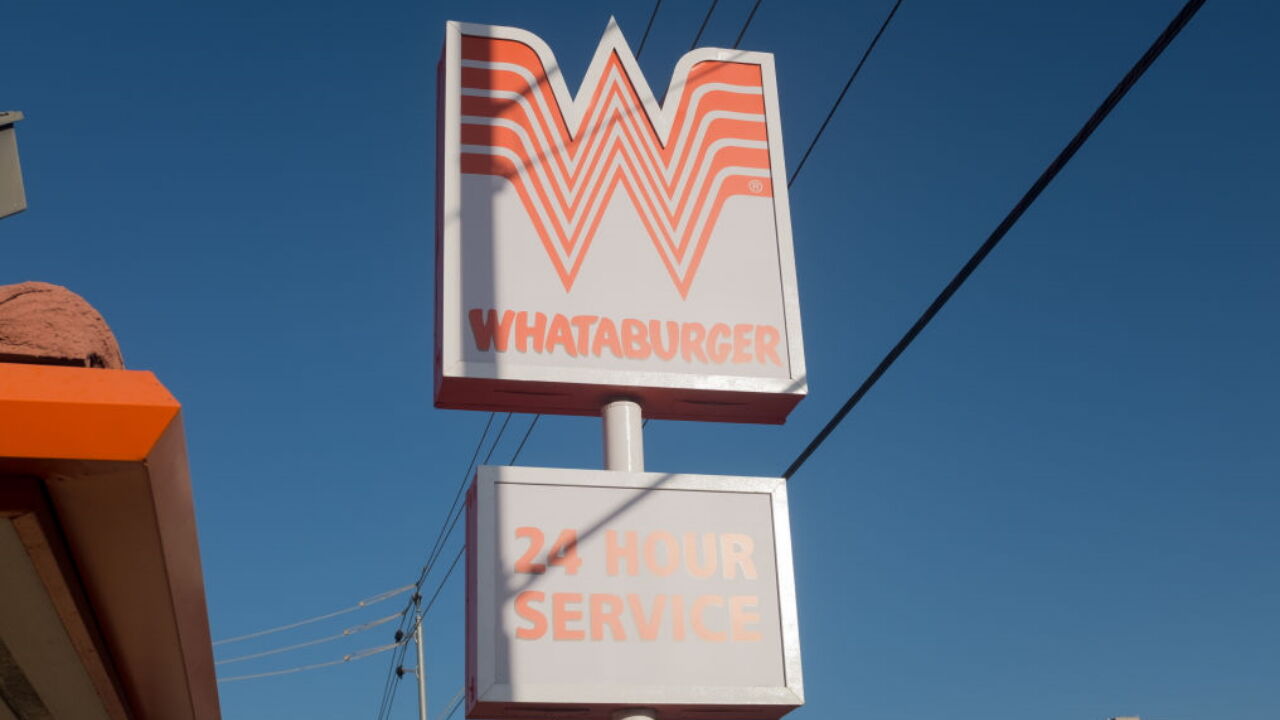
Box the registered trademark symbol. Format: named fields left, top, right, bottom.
left=748, top=179, right=764, bottom=194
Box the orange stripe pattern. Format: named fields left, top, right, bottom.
left=459, top=35, right=774, bottom=298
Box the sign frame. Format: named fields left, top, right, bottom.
left=465, top=464, right=804, bottom=720
left=435, top=20, right=808, bottom=424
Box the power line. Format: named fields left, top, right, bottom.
left=782, top=0, right=1208, bottom=480
left=372, top=412, right=496, bottom=719
left=374, top=412, right=508, bottom=720
left=374, top=545, right=467, bottom=720
left=405, top=413, right=503, bottom=605
left=375, top=640, right=411, bottom=720
left=509, top=414, right=540, bottom=464
left=788, top=0, right=904, bottom=188
left=214, top=411, right=506, bottom=701
left=217, top=642, right=400, bottom=683
left=215, top=613, right=400, bottom=666
left=732, top=0, right=763, bottom=49
left=481, top=413, right=513, bottom=465
left=213, top=584, right=414, bottom=646
left=415, top=412, right=495, bottom=583
left=440, top=686, right=465, bottom=720
left=398, top=545, right=465, bottom=640
left=690, top=0, right=720, bottom=50
left=636, top=0, right=663, bottom=58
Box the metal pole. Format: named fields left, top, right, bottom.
left=414, top=611, right=428, bottom=720
left=603, top=404, right=655, bottom=720
left=602, top=399, right=644, bottom=471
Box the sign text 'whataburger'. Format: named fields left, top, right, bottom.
left=437, top=19, right=807, bottom=422
left=469, top=309, right=785, bottom=367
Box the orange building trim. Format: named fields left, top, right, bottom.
left=0, top=364, right=220, bottom=719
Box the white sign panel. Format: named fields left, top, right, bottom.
left=466, top=465, right=803, bottom=719
left=436, top=20, right=807, bottom=423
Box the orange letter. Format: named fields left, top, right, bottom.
left=692, top=595, right=727, bottom=642
left=644, top=531, right=679, bottom=577
left=514, top=591, right=546, bottom=640
left=670, top=594, right=686, bottom=641
left=514, top=311, right=547, bottom=353
left=708, top=323, right=732, bottom=363
left=628, top=594, right=666, bottom=641
left=683, top=532, right=717, bottom=578
left=650, top=320, right=679, bottom=360
left=755, top=325, right=783, bottom=366
left=545, top=314, right=578, bottom=357
left=721, top=534, right=758, bottom=580
left=468, top=309, right=515, bottom=352
left=592, top=318, right=624, bottom=358
left=590, top=594, right=627, bottom=641
left=732, top=324, right=753, bottom=363
left=729, top=596, right=762, bottom=642
left=552, top=593, right=585, bottom=641
left=621, top=319, right=651, bottom=359
left=681, top=322, right=708, bottom=363
left=570, top=315, right=598, bottom=356
left=606, top=530, right=639, bottom=576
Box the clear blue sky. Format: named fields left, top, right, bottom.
left=4, top=0, right=1278, bottom=718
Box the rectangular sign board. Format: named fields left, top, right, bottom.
left=436, top=21, right=807, bottom=423
left=466, top=465, right=803, bottom=719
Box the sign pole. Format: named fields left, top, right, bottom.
left=603, top=401, right=655, bottom=720
left=602, top=399, right=644, bottom=472
left=414, top=611, right=428, bottom=720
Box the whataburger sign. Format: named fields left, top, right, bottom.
left=436, top=18, right=806, bottom=423
left=441, top=18, right=807, bottom=720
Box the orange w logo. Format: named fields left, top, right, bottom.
left=457, top=21, right=775, bottom=298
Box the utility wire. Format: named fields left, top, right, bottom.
left=375, top=642, right=411, bottom=720
left=509, top=414, right=540, bottom=464
left=690, top=0, right=720, bottom=50
left=782, top=0, right=1208, bottom=479
left=374, top=545, right=467, bottom=720
left=788, top=0, right=904, bottom=187
left=216, top=410, right=506, bottom=702
left=213, top=585, right=414, bottom=646
left=481, top=413, right=513, bottom=465
left=636, top=0, right=663, bottom=58
left=217, top=642, right=400, bottom=683
left=413, top=412, right=495, bottom=586
left=399, top=545, right=465, bottom=640
left=374, top=413, right=507, bottom=719
left=733, top=0, right=763, bottom=49
left=215, top=613, right=400, bottom=666
left=440, top=686, right=466, bottom=720
left=404, top=414, right=502, bottom=609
